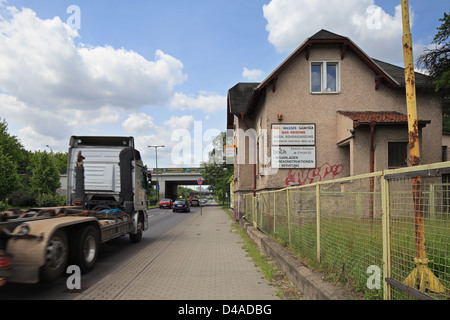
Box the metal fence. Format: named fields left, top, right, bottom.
left=243, top=162, right=450, bottom=300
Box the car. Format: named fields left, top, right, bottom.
left=173, top=199, right=191, bottom=213
left=200, top=199, right=207, bottom=206
left=159, top=198, right=173, bottom=209
left=190, top=198, right=199, bottom=206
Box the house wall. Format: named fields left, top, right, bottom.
left=235, top=43, right=442, bottom=195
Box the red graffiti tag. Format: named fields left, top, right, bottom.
left=285, top=163, right=344, bottom=186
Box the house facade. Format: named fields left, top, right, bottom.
left=227, top=30, right=443, bottom=218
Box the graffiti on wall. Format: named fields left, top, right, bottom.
left=285, top=163, right=344, bottom=186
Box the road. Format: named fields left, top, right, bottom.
left=0, top=205, right=202, bottom=300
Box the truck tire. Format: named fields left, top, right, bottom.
left=70, top=225, right=100, bottom=274
left=130, top=217, right=143, bottom=243
left=40, top=229, right=68, bottom=282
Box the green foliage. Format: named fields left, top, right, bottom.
left=177, top=186, right=196, bottom=199
left=35, top=193, right=66, bottom=207
left=418, top=12, right=450, bottom=93
left=52, top=152, right=68, bottom=174
left=0, top=118, right=68, bottom=207
left=8, top=191, right=36, bottom=208
left=444, top=113, right=450, bottom=132
left=0, top=146, right=20, bottom=201
left=0, top=199, right=9, bottom=212
left=201, top=132, right=233, bottom=204
left=30, top=151, right=61, bottom=195
left=0, top=118, right=25, bottom=165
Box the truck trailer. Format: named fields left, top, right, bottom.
left=0, top=136, right=149, bottom=285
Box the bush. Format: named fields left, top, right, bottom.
left=35, top=193, right=66, bottom=207
left=0, top=198, right=9, bottom=212
left=8, top=191, right=36, bottom=208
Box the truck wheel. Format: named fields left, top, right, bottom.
left=40, top=230, right=68, bottom=282
left=70, top=225, right=99, bottom=273
left=130, top=218, right=143, bottom=243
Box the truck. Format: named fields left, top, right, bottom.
left=0, top=136, right=149, bottom=285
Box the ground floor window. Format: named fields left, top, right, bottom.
left=388, top=141, right=408, bottom=168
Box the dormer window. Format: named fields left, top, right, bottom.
left=311, top=61, right=340, bottom=94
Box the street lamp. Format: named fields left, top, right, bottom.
left=46, top=145, right=53, bottom=155
left=148, top=145, right=164, bottom=203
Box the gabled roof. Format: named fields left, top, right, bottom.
left=372, top=59, right=434, bottom=88
left=227, top=29, right=437, bottom=121
left=255, top=29, right=400, bottom=94
left=310, top=29, right=348, bottom=41
left=338, top=111, right=430, bottom=127
left=227, top=82, right=260, bottom=128
left=227, top=82, right=259, bottom=115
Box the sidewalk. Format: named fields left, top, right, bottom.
left=74, top=205, right=280, bottom=300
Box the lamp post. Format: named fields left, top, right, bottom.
left=46, top=145, right=53, bottom=156
left=148, top=145, right=164, bottom=203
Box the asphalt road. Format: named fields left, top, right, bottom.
left=0, top=205, right=203, bottom=300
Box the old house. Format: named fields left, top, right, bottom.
left=227, top=30, right=443, bottom=217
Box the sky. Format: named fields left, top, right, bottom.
left=0, top=0, right=448, bottom=169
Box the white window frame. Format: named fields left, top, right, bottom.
left=310, top=61, right=340, bottom=94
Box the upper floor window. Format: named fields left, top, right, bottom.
left=311, top=61, right=340, bottom=94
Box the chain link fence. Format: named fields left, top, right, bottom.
left=243, top=162, right=450, bottom=300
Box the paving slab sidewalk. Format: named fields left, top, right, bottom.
left=74, top=205, right=280, bottom=300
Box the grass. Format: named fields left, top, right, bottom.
left=256, top=211, right=450, bottom=300
left=221, top=205, right=302, bottom=300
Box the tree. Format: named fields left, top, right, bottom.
left=52, top=152, right=68, bottom=174
left=0, top=146, right=20, bottom=201
left=418, top=12, right=450, bottom=93
left=201, top=132, right=233, bottom=204
left=417, top=12, right=450, bottom=130
left=30, top=151, right=61, bottom=195
left=0, top=118, right=28, bottom=174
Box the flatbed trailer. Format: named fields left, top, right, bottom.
left=0, top=205, right=144, bottom=285
left=0, top=136, right=149, bottom=286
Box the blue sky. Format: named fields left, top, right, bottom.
left=0, top=0, right=448, bottom=169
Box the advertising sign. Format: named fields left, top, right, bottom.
left=271, top=146, right=316, bottom=169
left=271, top=124, right=315, bottom=146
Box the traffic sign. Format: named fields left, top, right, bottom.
left=197, top=178, right=203, bottom=185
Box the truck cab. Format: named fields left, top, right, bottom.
left=67, top=136, right=148, bottom=216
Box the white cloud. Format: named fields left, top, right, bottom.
left=262, top=0, right=413, bottom=65
left=170, top=92, right=226, bottom=113
left=17, top=126, right=66, bottom=153
left=122, top=113, right=155, bottom=134
left=164, top=115, right=195, bottom=131
left=242, top=67, right=265, bottom=81
left=0, top=6, right=194, bottom=151
left=0, top=7, right=187, bottom=110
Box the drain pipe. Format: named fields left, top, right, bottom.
left=369, top=121, right=376, bottom=221
left=370, top=121, right=376, bottom=174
